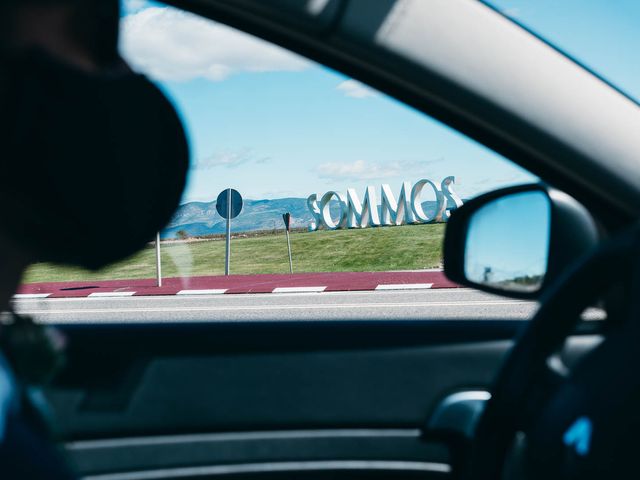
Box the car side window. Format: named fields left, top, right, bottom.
left=18, top=1, right=537, bottom=320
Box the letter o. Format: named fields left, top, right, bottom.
left=411, top=179, right=445, bottom=223
left=320, top=191, right=347, bottom=230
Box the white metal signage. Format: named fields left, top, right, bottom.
left=306, top=176, right=463, bottom=231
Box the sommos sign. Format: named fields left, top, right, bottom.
left=307, top=176, right=463, bottom=231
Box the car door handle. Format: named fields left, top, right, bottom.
left=426, top=390, right=491, bottom=439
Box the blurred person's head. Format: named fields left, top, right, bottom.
left=0, top=1, right=189, bottom=306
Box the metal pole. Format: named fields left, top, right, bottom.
left=155, top=231, right=162, bottom=287
left=225, top=188, right=231, bottom=276
left=285, top=229, right=293, bottom=274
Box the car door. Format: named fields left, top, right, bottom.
left=22, top=1, right=634, bottom=479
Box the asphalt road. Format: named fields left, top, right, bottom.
left=10, top=288, right=540, bottom=323
left=11, top=288, right=607, bottom=323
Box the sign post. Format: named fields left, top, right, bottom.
left=282, top=212, right=293, bottom=274
left=225, top=188, right=231, bottom=275
left=216, top=188, right=243, bottom=276
left=155, top=231, right=162, bottom=287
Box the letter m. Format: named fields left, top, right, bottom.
left=380, top=182, right=416, bottom=226
left=346, top=186, right=381, bottom=228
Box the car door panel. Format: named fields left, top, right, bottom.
left=43, top=321, right=601, bottom=478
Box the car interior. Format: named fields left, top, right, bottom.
left=22, top=0, right=640, bottom=479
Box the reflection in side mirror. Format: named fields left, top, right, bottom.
left=464, top=191, right=550, bottom=293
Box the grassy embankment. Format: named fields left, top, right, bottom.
left=23, top=223, right=446, bottom=283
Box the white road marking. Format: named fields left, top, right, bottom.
left=272, top=286, right=327, bottom=293
left=88, top=292, right=136, bottom=298
left=375, top=283, right=433, bottom=290
left=177, top=289, right=227, bottom=295
left=9, top=288, right=476, bottom=304
left=13, top=284, right=444, bottom=300
left=13, top=293, right=51, bottom=299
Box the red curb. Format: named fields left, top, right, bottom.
left=18, top=271, right=459, bottom=298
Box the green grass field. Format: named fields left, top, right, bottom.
left=23, top=223, right=446, bottom=283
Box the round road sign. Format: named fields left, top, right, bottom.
left=216, top=188, right=243, bottom=219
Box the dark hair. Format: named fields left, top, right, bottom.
left=0, top=2, right=190, bottom=270
left=70, top=0, right=121, bottom=66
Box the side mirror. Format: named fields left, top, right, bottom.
left=443, top=184, right=599, bottom=299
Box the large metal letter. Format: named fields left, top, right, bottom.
left=360, top=185, right=381, bottom=227
left=441, top=176, right=464, bottom=220
left=306, top=193, right=322, bottom=231
left=346, top=186, right=381, bottom=228
left=380, top=182, right=415, bottom=226
left=411, top=179, right=445, bottom=223
left=345, top=188, right=363, bottom=228
left=320, top=191, right=348, bottom=230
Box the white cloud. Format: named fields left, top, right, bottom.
left=120, top=6, right=311, bottom=82
left=258, top=189, right=300, bottom=199
left=195, top=148, right=270, bottom=170
left=317, top=160, right=401, bottom=181
left=316, top=158, right=446, bottom=181
left=336, top=79, right=377, bottom=98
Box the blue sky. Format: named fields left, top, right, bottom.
left=120, top=1, right=637, bottom=204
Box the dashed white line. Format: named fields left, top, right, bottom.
left=15, top=284, right=442, bottom=299
left=375, top=283, right=433, bottom=290
left=177, top=289, right=228, bottom=295
left=13, top=293, right=51, bottom=299
left=272, top=286, right=327, bottom=293
left=10, top=289, right=474, bottom=304
left=88, top=292, right=136, bottom=298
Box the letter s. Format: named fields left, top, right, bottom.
left=307, top=193, right=322, bottom=231
left=441, top=176, right=464, bottom=220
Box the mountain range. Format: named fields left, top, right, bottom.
left=161, top=197, right=452, bottom=239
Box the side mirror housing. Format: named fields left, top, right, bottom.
left=443, top=184, right=599, bottom=299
